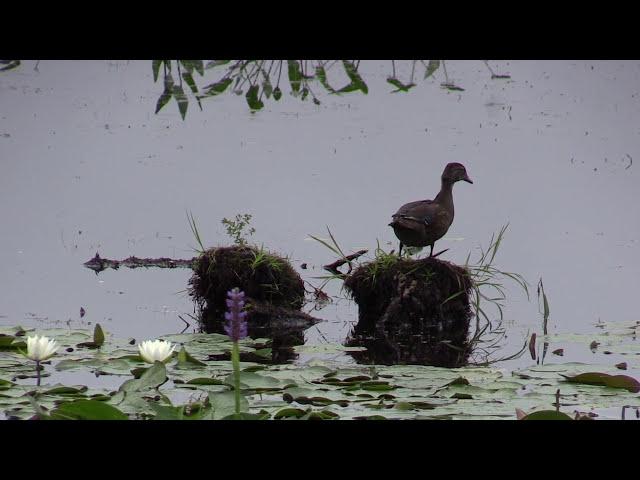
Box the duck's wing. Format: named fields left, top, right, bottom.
left=392, top=200, right=439, bottom=226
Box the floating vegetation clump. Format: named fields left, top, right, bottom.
left=343, top=253, right=472, bottom=367
left=1, top=324, right=639, bottom=420
left=189, top=245, right=316, bottom=336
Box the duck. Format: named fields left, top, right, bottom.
left=389, top=163, right=473, bottom=257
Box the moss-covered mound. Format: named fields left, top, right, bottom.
left=343, top=255, right=473, bottom=367
left=189, top=245, right=316, bottom=337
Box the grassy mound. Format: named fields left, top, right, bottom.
left=189, top=245, right=315, bottom=337
left=343, top=254, right=473, bottom=367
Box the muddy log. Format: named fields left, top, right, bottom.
left=343, top=256, right=473, bottom=367
left=83, top=252, right=196, bottom=273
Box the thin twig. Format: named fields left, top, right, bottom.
left=323, top=250, right=368, bottom=276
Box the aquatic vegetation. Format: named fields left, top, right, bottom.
left=462, top=224, right=529, bottom=365
left=224, top=288, right=248, bottom=342
left=0, top=323, right=638, bottom=420
left=0, top=60, right=20, bottom=72
left=225, top=288, right=249, bottom=415
left=221, top=213, right=255, bottom=246
left=149, top=60, right=510, bottom=116
left=23, top=335, right=58, bottom=386
left=345, top=255, right=472, bottom=367
left=310, top=225, right=527, bottom=366
left=25, top=335, right=59, bottom=362
left=189, top=245, right=306, bottom=333
left=187, top=210, right=207, bottom=253
left=250, top=244, right=284, bottom=272
left=138, top=340, right=176, bottom=364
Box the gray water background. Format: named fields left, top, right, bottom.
left=1, top=60, right=638, bottom=373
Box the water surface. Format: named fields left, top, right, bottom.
left=1, top=60, right=638, bottom=374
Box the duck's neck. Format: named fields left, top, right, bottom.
left=434, top=179, right=455, bottom=211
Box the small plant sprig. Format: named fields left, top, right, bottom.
left=222, top=213, right=255, bottom=246
left=224, top=288, right=248, bottom=416
left=187, top=210, right=206, bottom=254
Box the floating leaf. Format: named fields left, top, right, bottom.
left=615, top=362, right=627, bottom=370
left=444, top=377, right=469, bottom=387
left=220, top=412, right=271, bottom=420
left=207, top=391, right=249, bottom=420
left=185, top=377, right=225, bottom=385
left=151, top=402, right=209, bottom=420
left=225, top=371, right=283, bottom=391
left=451, top=392, right=473, bottom=399
left=43, top=385, right=88, bottom=395
left=274, top=407, right=306, bottom=419
left=120, top=361, right=167, bottom=392
left=0, top=336, right=25, bottom=351
left=50, top=400, right=128, bottom=420
left=552, top=348, right=564, bottom=356
left=561, top=372, right=640, bottom=393
left=521, top=410, right=573, bottom=420
left=273, top=87, right=282, bottom=101
left=176, top=346, right=207, bottom=367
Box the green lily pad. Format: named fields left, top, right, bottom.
left=521, top=410, right=573, bottom=420
left=49, top=399, right=128, bottom=420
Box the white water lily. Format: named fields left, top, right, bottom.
left=26, top=335, right=59, bottom=361
left=138, top=339, right=176, bottom=364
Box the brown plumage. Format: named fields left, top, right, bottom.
left=389, top=163, right=473, bottom=257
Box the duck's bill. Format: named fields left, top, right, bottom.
left=463, top=175, right=473, bottom=184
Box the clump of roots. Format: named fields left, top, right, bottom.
left=343, top=255, right=473, bottom=367
left=188, top=245, right=315, bottom=335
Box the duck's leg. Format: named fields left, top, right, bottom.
left=428, top=244, right=434, bottom=257
left=432, top=248, right=450, bottom=258
left=398, top=242, right=404, bottom=257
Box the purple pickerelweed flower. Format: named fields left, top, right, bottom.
left=224, top=288, right=248, bottom=342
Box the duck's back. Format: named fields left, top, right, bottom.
left=390, top=199, right=453, bottom=247
left=393, top=199, right=437, bottom=219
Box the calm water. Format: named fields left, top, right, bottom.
left=1, top=60, right=639, bottom=373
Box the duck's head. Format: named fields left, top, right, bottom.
left=442, top=162, right=473, bottom=184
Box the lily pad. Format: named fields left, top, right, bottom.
left=561, top=372, right=640, bottom=393
left=49, top=399, right=128, bottom=420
